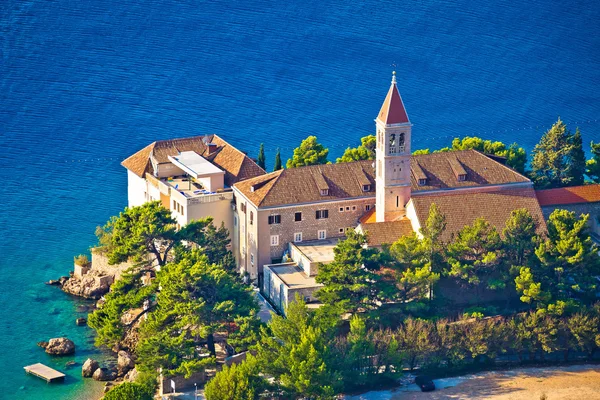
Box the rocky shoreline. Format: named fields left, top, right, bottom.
left=44, top=251, right=137, bottom=396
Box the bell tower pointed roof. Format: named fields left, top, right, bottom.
left=377, top=71, right=409, bottom=125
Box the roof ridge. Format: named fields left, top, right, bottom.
left=470, top=149, right=531, bottom=182
left=213, top=134, right=266, bottom=175
left=256, top=169, right=284, bottom=207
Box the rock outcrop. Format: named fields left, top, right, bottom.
left=61, top=271, right=113, bottom=299
left=75, top=317, right=87, bottom=326
left=92, top=367, right=115, bottom=381
left=117, top=350, right=134, bottom=376
left=124, top=367, right=138, bottom=382
left=43, top=337, right=75, bottom=355
left=82, top=358, right=100, bottom=377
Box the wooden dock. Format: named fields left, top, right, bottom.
left=24, top=363, right=65, bottom=383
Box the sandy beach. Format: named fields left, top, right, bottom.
left=390, top=365, right=600, bottom=400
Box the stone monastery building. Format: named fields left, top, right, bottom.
left=122, top=73, right=599, bottom=314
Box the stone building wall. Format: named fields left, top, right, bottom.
left=263, top=197, right=376, bottom=262
left=90, top=249, right=136, bottom=280
left=541, top=203, right=600, bottom=235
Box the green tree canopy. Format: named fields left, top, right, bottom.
left=104, top=382, right=153, bottom=400
left=336, top=135, right=376, bottom=163
left=586, top=141, right=600, bottom=183
left=315, top=231, right=384, bottom=314
left=530, top=118, right=585, bottom=188
left=529, top=209, right=600, bottom=311
left=205, top=354, right=268, bottom=400
left=255, top=297, right=341, bottom=399
left=136, top=249, right=260, bottom=376
left=286, top=136, right=329, bottom=168
left=257, top=143, right=266, bottom=170
left=436, top=136, right=527, bottom=174
left=447, top=218, right=505, bottom=303
left=96, top=201, right=178, bottom=267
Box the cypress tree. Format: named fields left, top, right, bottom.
left=273, top=148, right=282, bottom=171
left=257, top=143, right=266, bottom=170
left=586, top=141, right=600, bottom=183
left=567, top=128, right=586, bottom=186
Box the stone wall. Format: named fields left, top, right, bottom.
left=158, top=369, right=206, bottom=395
left=90, top=248, right=135, bottom=280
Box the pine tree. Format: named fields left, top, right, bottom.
left=273, top=148, right=282, bottom=171
left=447, top=218, right=504, bottom=303
left=257, top=143, right=266, bottom=170
left=315, top=231, right=382, bottom=313
left=586, top=141, right=600, bottom=183
left=530, top=118, right=584, bottom=188
left=286, top=136, right=329, bottom=168
left=336, top=135, right=376, bottom=163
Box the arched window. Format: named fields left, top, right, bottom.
left=398, top=133, right=405, bottom=152
left=388, top=133, right=396, bottom=153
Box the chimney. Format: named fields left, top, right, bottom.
left=207, top=143, right=218, bottom=155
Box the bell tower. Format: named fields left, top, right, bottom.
left=375, top=72, right=412, bottom=222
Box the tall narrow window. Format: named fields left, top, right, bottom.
left=398, top=132, right=405, bottom=152
left=250, top=211, right=254, bottom=225
left=396, top=196, right=399, bottom=208
left=389, top=133, right=396, bottom=153
left=318, top=230, right=326, bottom=240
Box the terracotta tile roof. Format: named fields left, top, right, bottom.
left=410, top=186, right=547, bottom=242
left=359, top=208, right=376, bottom=224
left=236, top=150, right=530, bottom=208
left=360, top=218, right=414, bottom=247
left=377, top=79, right=409, bottom=124
left=411, top=150, right=530, bottom=191
left=121, top=134, right=265, bottom=186
left=234, top=161, right=377, bottom=208
left=536, top=185, right=600, bottom=206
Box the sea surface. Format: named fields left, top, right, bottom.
left=1, top=0, right=599, bottom=398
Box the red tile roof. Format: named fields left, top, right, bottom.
left=411, top=186, right=547, bottom=242
left=536, top=185, right=600, bottom=207
left=377, top=76, right=409, bottom=124
left=360, top=218, right=414, bottom=247
left=121, top=134, right=265, bottom=187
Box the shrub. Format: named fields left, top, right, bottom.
left=104, top=382, right=153, bottom=400
left=74, top=254, right=90, bottom=266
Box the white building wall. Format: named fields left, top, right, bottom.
left=127, top=170, right=148, bottom=207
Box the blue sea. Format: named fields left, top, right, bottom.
left=1, top=0, right=599, bottom=398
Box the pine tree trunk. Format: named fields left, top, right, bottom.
left=207, top=333, right=216, bottom=357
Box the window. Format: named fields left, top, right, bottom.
left=352, top=205, right=357, bottom=211
left=250, top=211, right=254, bottom=225
left=295, top=212, right=302, bottom=222
left=458, top=174, right=467, bottom=182
left=389, top=133, right=396, bottom=153
left=294, top=232, right=302, bottom=242
left=270, top=235, right=279, bottom=246
left=418, top=178, right=427, bottom=186
left=339, top=207, right=344, bottom=212
left=339, top=228, right=345, bottom=234
left=181, top=206, right=184, bottom=216
left=250, top=253, right=254, bottom=265
left=345, top=206, right=350, bottom=211
left=363, top=184, right=371, bottom=192
left=318, top=230, right=326, bottom=240
left=320, top=189, right=329, bottom=196
left=268, top=215, right=281, bottom=224
left=316, top=210, right=329, bottom=219
left=365, top=204, right=371, bottom=211
left=173, top=199, right=176, bottom=209
left=240, top=202, right=246, bottom=213
left=234, top=216, right=237, bottom=226
left=398, top=132, right=405, bottom=152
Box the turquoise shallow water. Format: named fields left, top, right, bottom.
left=1, top=0, right=599, bottom=398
